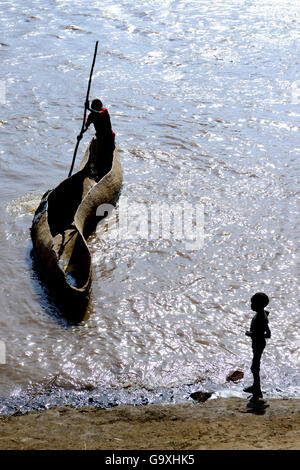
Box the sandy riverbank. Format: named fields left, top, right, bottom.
left=0, top=398, right=299, bottom=450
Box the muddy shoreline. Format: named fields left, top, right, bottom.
left=0, top=398, right=299, bottom=450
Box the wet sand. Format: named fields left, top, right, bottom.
left=0, top=398, right=299, bottom=450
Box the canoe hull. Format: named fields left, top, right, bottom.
left=31, top=139, right=122, bottom=321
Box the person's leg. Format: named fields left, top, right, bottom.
left=251, top=341, right=265, bottom=397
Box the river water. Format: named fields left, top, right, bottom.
left=0, top=0, right=299, bottom=413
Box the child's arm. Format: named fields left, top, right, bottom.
left=264, top=324, right=271, bottom=338
left=264, top=311, right=271, bottom=338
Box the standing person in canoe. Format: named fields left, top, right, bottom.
left=78, top=98, right=116, bottom=173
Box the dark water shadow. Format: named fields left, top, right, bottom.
left=26, top=244, right=89, bottom=328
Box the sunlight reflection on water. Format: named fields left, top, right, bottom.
left=0, top=0, right=299, bottom=411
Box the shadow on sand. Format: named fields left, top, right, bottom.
left=246, top=398, right=269, bottom=415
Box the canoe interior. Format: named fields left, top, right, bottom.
left=48, top=138, right=109, bottom=237
left=46, top=138, right=110, bottom=290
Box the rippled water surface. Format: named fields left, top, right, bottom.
left=0, top=0, right=299, bottom=412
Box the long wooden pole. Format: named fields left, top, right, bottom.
left=68, top=41, right=99, bottom=177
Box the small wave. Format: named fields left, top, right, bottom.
left=6, top=192, right=43, bottom=216
left=64, top=25, right=85, bottom=32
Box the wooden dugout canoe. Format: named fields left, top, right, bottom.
left=31, top=138, right=122, bottom=321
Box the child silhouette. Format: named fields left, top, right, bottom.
left=244, top=293, right=271, bottom=399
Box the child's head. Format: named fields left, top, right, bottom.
left=91, top=99, right=103, bottom=111
left=251, top=292, right=269, bottom=311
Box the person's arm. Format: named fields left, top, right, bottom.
left=264, top=324, right=271, bottom=339
left=246, top=314, right=255, bottom=337
left=85, top=112, right=93, bottom=130
left=264, top=311, right=271, bottom=338
left=77, top=113, right=92, bottom=140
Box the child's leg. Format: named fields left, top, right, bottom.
left=251, top=341, right=266, bottom=395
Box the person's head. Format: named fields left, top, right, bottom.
left=91, top=99, right=103, bottom=111
left=251, top=292, right=269, bottom=312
